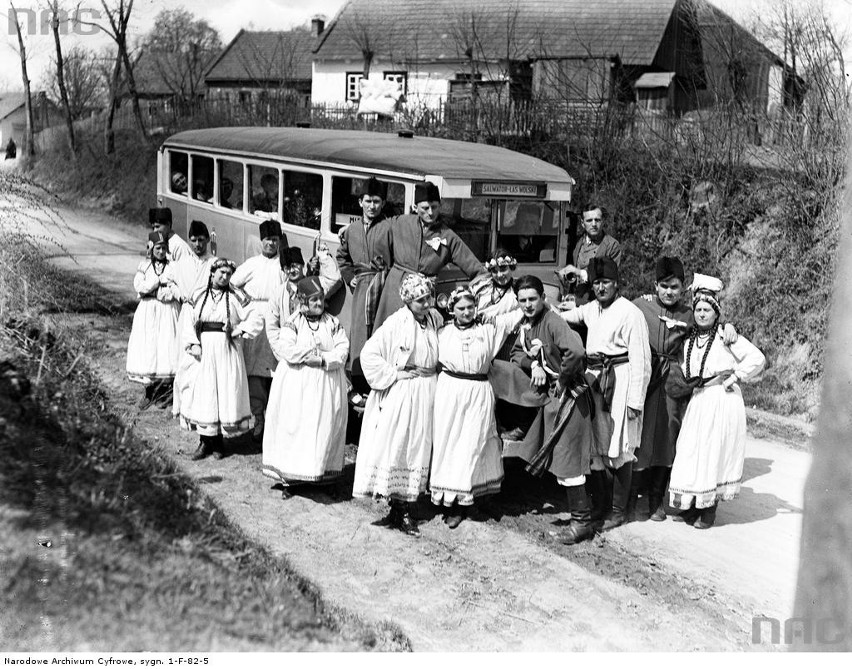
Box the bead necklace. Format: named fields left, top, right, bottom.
left=685, top=324, right=717, bottom=380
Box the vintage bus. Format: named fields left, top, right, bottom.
left=156, top=127, right=575, bottom=329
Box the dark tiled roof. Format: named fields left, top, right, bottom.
left=0, top=92, right=25, bottom=121
left=694, top=1, right=784, bottom=66
left=315, top=0, right=681, bottom=66
left=205, top=29, right=315, bottom=84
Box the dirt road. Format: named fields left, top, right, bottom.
left=5, top=188, right=809, bottom=650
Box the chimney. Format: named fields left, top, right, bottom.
left=311, top=16, right=325, bottom=37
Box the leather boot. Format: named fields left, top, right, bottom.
left=671, top=499, right=700, bottom=524
left=627, top=468, right=644, bottom=522
left=373, top=503, right=402, bottom=528
left=190, top=435, right=213, bottom=461
left=561, top=485, right=596, bottom=545
left=694, top=503, right=718, bottom=530
left=648, top=466, right=670, bottom=522
left=445, top=504, right=466, bottom=529
left=602, top=463, right=633, bottom=531
left=586, top=469, right=610, bottom=531
left=399, top=503, right=421, bottom=537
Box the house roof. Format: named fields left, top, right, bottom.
left=694, top=1, right=784, bottom=67
left=0, top=93, right=25, bottom=122
left=314, top=0, right=680, bottom=66
left=205, top=29, right=315, bottom=85
left=162, top=127, right=573, bottom=183
left=130, top=55, right=176, bottom=97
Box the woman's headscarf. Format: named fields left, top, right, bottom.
left=691, top=273, right=723, bottom=316
left=399, top=273, right=432, bottom=304
left=147, top=231, right=169, bottom=259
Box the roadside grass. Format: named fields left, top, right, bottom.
left=0, top=184, right=410, bottom=650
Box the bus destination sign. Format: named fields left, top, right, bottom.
left=471, top=181, right=546, bottom=198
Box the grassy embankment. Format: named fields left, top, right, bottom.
left=31, top=124, right=836, bottom=421
left=0, top=171, right=410, bottom=651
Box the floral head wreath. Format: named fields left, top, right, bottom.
left=210, top=258, right=237, bottom=273
left=447, top=285, right=476, bottom=311
left=484, top=254, right=517, bottom=270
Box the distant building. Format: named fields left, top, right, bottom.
left=0, top=92, right=63, bottom=149
left=204, top=27, right=318, bottom=108
left=311, top=0, right=799, bottom=115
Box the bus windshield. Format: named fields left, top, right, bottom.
left=439, top=198, right=561, bottom=264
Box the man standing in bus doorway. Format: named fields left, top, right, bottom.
left=557, top=203, right=622, bottom=306
left=336, top=177, right=393, bottom=399
left=150, top=207, right=192, bottom=263
left=171, top=220, right=217, bottom=420
left=559, top=258, right=651, bottom=531
left=230, top=220, right=287, bottom=442
left=372, top=181, right=483, bottom=329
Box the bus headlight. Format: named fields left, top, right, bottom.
left=436, top=293, right=449, bottom=310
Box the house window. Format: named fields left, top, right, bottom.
left=346, top=72, right=363, bottom=102
left=239, top=90, right=252, bottom=105
left=383, top=71, right=408, bottom=96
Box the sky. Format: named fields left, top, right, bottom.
left=1, top=0, right=850, bottom=93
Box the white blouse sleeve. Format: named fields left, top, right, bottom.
left=728, top=334, right=766, bottom=382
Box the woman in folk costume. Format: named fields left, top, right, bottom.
left=353, top=273, right=442, bottom=538
left=179, top=258, right=263, bottom=460
left=262, top=276, right=349, bottom=497
left=171, top=220, right=216, bottom=419
left=668, top=274, right=765, bottom=529
left=430, top=286, right=523, bottom=528
left=632, top=258, right=739, bottom=522
left=469, top=249, right=519, bottom=319
left=126, top=231, right=180, bottom=409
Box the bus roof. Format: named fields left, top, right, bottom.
left=162, top=128, right=574, bottom=184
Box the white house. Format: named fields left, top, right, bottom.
left=311, top=0, right=798, bottom=116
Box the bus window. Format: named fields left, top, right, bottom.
left=330, top=176, right=406, bottom=234
left=191, top=155, right=214, bottom=203
left=248, top=164, right=280, bottom=219
left=498, top=201, right=559, bottom=263
left=282, top=169, right=323, bottom=231
left=169, top=151, right=188, bottom=195
left=217, top=159, right=243, bottom=211
left=439, top=197, right=491, bottom=261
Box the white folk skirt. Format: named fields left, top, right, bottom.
left=179, top=331, right=253, bottom=438
left=669, top=383, right=747, bottom=509
left=262, top=363, right=347, bottom=484
left=430, top=374, right=503, bottom=506
left=126, top=297, right=179, bottom=385
left=353, top=375, right=436, bottom=502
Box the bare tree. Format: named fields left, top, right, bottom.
left=46, top=45, right=103, bottom=121
left=89, top=0, right=147, bottom=143
left=46, top=0, right=76, bottom=154
left=344, top=11, right=381, bottom=79
left=8, top=2, right=35, bottom=157
left=143, top=8, right=222, bottom=113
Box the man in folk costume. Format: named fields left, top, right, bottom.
left=336, top=177, right=393, bottom=398
left=560, top=257, right=651, bottom=531
left=230, top=220, right=286, bottom=441
left=633, top=259, right=739, bottom=521
left=170, top=220, right=216, bottom=418
left=557, top=204, right=622, bottom=306
left=372, top=181, right=483, bottom=330
left=149, top=207, right=192, bottom=263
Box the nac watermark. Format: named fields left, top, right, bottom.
left=7, top=6, right=101, bottom=36
left=752, top=615, right=847, bottom=646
